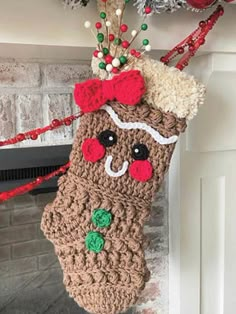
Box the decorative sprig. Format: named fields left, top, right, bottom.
left=84, top=0, right=152, bottom=75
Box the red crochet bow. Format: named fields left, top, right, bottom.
left=74, top=70, right=145, bottom=113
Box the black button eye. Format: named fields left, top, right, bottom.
left=98, top=130, right=117, bottom=147
left=132, top=144, right=149, bottom=160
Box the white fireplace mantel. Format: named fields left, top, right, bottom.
left=0, top=0, right=235, bottom=54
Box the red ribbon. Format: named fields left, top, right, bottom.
left=74, top=70, right=146, bottom=113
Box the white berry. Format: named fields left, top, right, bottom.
left=145, top=44, right=152, bottom=52
left=106, top=64, right=113, bottom=72
left=116, top=9, right=122, bottom=16
left=131, top=30, right=137, bottom=37
left=98, top=52, right=104, bottom=58
left=112, top=58, right=121, bottom=67
left=106, top=21, right=111, bottom=27
left=84, top=21, right=91, bottom=28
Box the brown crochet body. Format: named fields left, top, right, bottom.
left=41, top=102, right=186, bottom=314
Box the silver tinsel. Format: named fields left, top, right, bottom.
left=62, top=0, right=90, bottom=9
left=62, top=0, right=210, bottom=13
left=133, top=0, right=188, bottom=14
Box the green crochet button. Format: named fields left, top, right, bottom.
left=92, top=208, right=112, bottom=228
left=85, top=231, right=105, bottom=253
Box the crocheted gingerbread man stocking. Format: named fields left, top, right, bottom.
left=41, top=100, right=186, bottom=314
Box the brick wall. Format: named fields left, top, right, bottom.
left=0, top=61, right=92, bottom=147
left=0, top=59, right=169, bottom=314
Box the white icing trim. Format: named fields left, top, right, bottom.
left=102, top=105, right=178, bottom=145
left=104, top=155, right=129, bottom=177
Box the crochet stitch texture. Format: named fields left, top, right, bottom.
left=41, top=101, right=186, bottom=314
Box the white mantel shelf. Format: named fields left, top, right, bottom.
left=0, top=0, right=235, bottom=55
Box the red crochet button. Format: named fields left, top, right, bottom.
left=129, top=160, right=153, bottom=182
left=82, top=138, right=105, bottom=163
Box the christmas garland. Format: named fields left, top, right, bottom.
left=62, top=0, right=231, bottom=13
left=134, top=0, right=188, bottom=14
left=62, top=0, right=90, bottom=9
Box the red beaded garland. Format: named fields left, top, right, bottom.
left=0, top=109, right=79, bottom=201
left=160, top=5, right=224, bottom=71
left=0, top=162, right=71, bottom=203
left=0, top=112, right=82, bottom=147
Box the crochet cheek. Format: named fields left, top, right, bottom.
left=129, top=160, right=153, bottom=182
left=81, top=138, right=106, bottom=163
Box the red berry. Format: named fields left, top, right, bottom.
left=95, top=22, right=102, bottom=29
left=112, top=68, right=119, bottom=74
left=93, top=50, right=99, bottom=57
left=122, top=40, right=130, bottom=49
left=81, top=138, right=105, bottom=163
left=105, top=55, right=113, bottom=64
left=109, top=34, right=115, bottom=41
left=135, top=51, right=141, bottom=58
left=129, top=160, right=153, bottom=182
left=145, top=6, right=152, bottom=14
left=120, top=24, right=128, bottom=32
left=130, top=49, right=136, bottom=56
